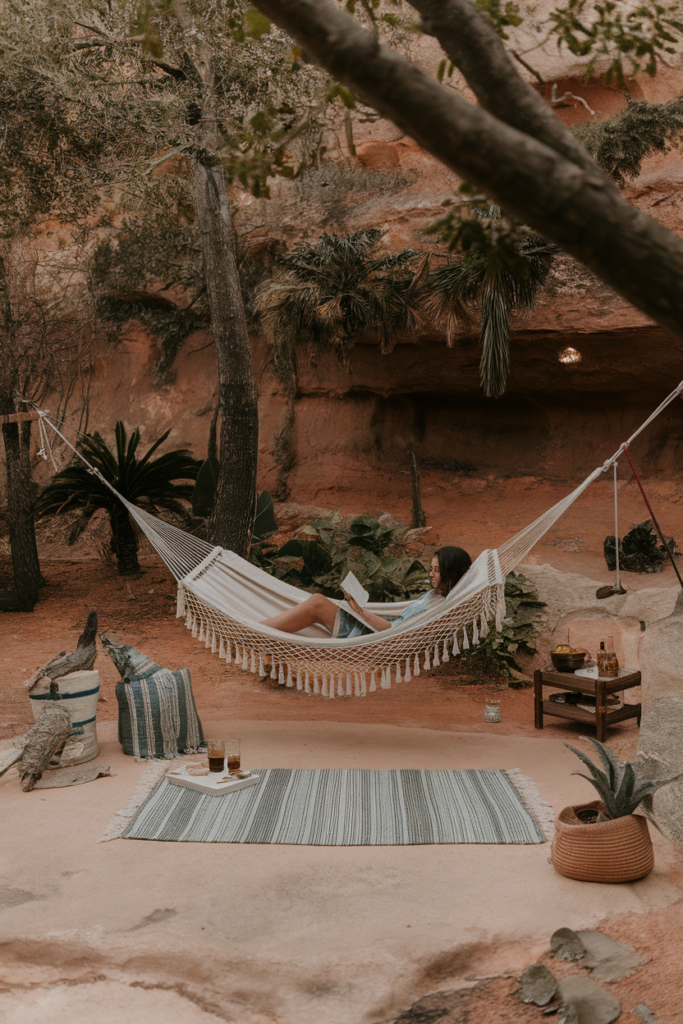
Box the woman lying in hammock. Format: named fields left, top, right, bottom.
left=261, top=546, right=472, bottom=637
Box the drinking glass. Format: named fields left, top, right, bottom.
left=227, top=738, right=241, bottom=774
left=207, top=738, right=225, bottom=773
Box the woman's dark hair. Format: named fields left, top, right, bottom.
left=434, top=546, right=472, bottom=596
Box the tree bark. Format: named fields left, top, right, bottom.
left=191, top=156, right=259, bottom=556
left=253, top=0, right=683, bottom=347
left=110, top=503, right=140, bottom=575
left=411, top=0, right=608, bottom=178
left=1, top=419, right=43, bottom=610
left=406, top=444, right=426, bottom=529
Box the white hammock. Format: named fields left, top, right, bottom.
left=35, top=380, right=683, bottom=697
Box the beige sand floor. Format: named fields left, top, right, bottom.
left=1, top=719, right=681, bottom=1024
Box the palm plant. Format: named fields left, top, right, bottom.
left=424, top=211, right=557, bottom=399
left=256, top=228, right=426, bottom=370
left=566, top=736, right=683, bottom=820
left=36, top=422, right=200, bottom=575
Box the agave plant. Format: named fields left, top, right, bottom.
left=256, top=228, right=426, bottom=370
left=36, top=421, right=200, bottom=575
left=566, top=737, right=682, bottom=820
left=424, top=208, right=557, bottom=398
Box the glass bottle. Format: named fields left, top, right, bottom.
left=605, top=635, right=620, bottom=678
left=596, top=638, right=607, bottom=677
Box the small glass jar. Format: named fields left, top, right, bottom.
left=484, top=699, right=501, bottom=723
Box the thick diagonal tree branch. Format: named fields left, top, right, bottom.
left=409, top=0, right=609, bottom=179
left=253, top=0, right=683, bottom=344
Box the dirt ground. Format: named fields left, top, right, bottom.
left=2, top=477, right=683, bottom=1022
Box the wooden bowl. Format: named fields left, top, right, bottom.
left=550, top=651, right=587, bottom=672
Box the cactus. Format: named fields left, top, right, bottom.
left=566, top=736, right=683, bottom=819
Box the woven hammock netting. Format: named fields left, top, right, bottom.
left=36, top=380, right=683, bottom=698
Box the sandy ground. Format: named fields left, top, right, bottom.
left=2, top=477, right=683, bottom=1022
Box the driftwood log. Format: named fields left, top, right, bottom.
left=25, top=609, right=98, bottom=691
left=19, top=706, right=72, bottom=791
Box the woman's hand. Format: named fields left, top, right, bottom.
left=346, top=594, right=364, bottom=617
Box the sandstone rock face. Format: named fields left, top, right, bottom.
left=519, top=563, right=683, bottom=842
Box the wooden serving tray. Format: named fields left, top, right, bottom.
left=167, top=764, right=261, bottom=796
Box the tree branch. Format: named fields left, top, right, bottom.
left=408, top=0, right=606, bottom=179
left=252, top=0, right=683, bottom=345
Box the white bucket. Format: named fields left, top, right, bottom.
left=29, top=669, right=100, bottom=765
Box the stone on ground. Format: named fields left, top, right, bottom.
left=550, top=927, right=587, bottom=961
left=576, top=929, right=649, bottom=981
left=518, top=964, right=558, bottom=1005
left=557, top=976, right=621, bottom=1024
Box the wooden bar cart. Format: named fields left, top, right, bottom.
left=534, top=668, right=642, bottom=742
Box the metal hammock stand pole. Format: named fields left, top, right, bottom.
left=621, top=443, right=683, bottom=590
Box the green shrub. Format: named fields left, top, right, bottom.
left=461, top=571, right=545, bottom=680
left=251, top=511, right=430, bottom=602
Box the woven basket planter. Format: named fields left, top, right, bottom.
left=29, top=670, right=100, bottom=766
left=551, top=800, right=654, bottom=883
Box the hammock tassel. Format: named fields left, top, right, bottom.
left=462, top=626, right=470, bottom=650
left=424, top=649, right=431, bottom=671
left=313, top=672, right=320, bottom=695
left=414, top=653, right=420, bottom=677
left=176, top=584, right=185, bottom=618
left=479, top=614, right=489, bottom=639
left=211, top=632, right=217, bottom=653
left=296, top=668, right=303, bottom=691
left=405, top=657, right=412, bottom=682
left=198, top=621, right=205, bottom=643
left=329, top=675, right=336, bottom=699
left=496, top=587, right=505, bottom=632
left=452, top=631, right=460, bottom=656
left=354, top=673, right=360, bottom=697
left=433, top=643, right=440, bottom=667
left=339, top=675, right=346, bottom=697
left=322, top=674, right=328, bottom=697
left=442, top=638, right=449, bottom=663
left=270, top=658, right=277, bottom=680
left=346, top=673, right=352, bottom=696
left=191, top=617, right=198, bottom=639
left=472, top=620, right=479, bottom=646
left=278, top=664, right=285, bottom=686
left=286, top=664, right=293, bottom=687
left=395, top=662, right=403, bottom=684
left=219, top=636, right=225, bottom=659
left=225, top=641, right=232, bottom=664
left=370, top=671, right=377, bottom=692
left=305, top=671, right=311, bottom=694
left=250, top=650, right=257, bottom=674
left=259, top=652, right=264, bottom=676
left=185, top=610, right=193, bottom=632
left=361, top=673, right=367, bottom=696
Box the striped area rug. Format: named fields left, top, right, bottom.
left=120, top=768, right=550, bottom=845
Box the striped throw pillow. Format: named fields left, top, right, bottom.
left=115, top=667, right=205, bottom=760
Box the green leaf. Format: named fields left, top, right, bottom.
left=244, top=9, right=272, bottom=40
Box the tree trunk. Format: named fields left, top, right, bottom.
left=406, top=444, right=426, bottom=529
left=1, top=418, right=44, bottom=610
left=110, top=504, right=140, bottom=575
left=191, top=156, right=259, bottom=556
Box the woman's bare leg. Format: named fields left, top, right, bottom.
left=261, top=593, right=338, bottom=634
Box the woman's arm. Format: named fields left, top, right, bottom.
left=345, top=595, right=392, bottom=632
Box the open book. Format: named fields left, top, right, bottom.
left=340, top=572, right=384, bottom=633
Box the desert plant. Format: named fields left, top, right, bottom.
left=256, top=228, right=426, bottom=369
left=251, top=511, right=430, bottom=602
left=425, top=206, right=557, bottom=398
left=36, top=422, right=200, bottom=575
left=565, top=736, right=683, bottom=821
left=461, top=571, right=545, bottom=679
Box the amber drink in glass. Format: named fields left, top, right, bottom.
left=227, top=739, right=241, bottom=774
left=207, top=739, right=225, bottom=773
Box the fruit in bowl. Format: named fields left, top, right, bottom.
left=550, top=645, right=587, bottom=672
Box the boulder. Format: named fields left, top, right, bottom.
left=518, top=964, right=558, bottom=1005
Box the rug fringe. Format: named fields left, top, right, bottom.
left=505, top=768, right=555, bottom=841
left=97, top=761, right=171, bottom=842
